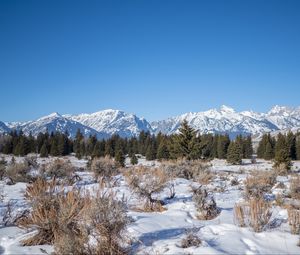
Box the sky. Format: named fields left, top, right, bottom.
left=0, top=0, right=300, bottom=122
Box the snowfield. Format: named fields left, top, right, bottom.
left=1, top=155, right=300, bottom=254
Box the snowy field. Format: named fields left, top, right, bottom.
left=0, top=155, right=300, bottom=254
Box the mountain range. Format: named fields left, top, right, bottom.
left=1, top=105, right=300, bottom=139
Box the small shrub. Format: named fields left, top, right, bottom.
left=192, top=186, right=219, bottom=220
left=287, top=206, right=300, bottom=235
left=24, top=156, right=39, bottom=169
left=162, top=159, right=212, bottom=183
left=234, top=199, right=272, bottom=232
left=125, top=166, right=168, bottom=211
left=181, top=229, right=202, bottom=248
left=91, top=156, right=119, bottom=183
left=230, top=177, right=239, bottom=186
left=290, top=176, right=300, bottom=200
left=86, top=189, right=130, bottom=255
left=18, top=178, right=89, bottom=246
left=5, top=161, right=32, bottom=184
left=42, top=159, right=74, bottom=179
left=244, top=171, right=276, bottom=199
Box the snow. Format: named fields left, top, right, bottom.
left=2, top=105, right=300, bottom=139
left=1, top=155, right=300, bottom=254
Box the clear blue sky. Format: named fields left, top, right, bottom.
left=0, top=0, right=300, bottom=122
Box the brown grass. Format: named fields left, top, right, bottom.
left=287, top=206, right=300, bottom=235
left=290, top=176, right=300, bottom=200
left=18, top=178, right=89, bottom=246
left=244, top=171, right=277, bottom=199
left=5, top=161, right=32, bottom=184
left=234, top=199, right=272, bottom=232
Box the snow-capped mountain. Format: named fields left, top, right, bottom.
left=152, top=105, right=300, bottom=138
left=1, top=105, right=300, bottom=139
left=67, top=109, right=152, bottom=138
left=6, top=112, right=103, bottom=139
left=0, top=121, right=10, bottom=134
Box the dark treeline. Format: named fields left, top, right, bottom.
left=257, top=132, right=300, bottom=161
left=0, top=121, right=253, bottom=163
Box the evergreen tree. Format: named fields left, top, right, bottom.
left=227, top=141, right=242, bottom=165
left=264, top=141, right=274, bottom=160
left=157, top=138, right=170, bottom=160
left=40, top=142, right=49, bottom=157
left=296, top=136, right=300, bottom=160
left=274, top=133, right=292, bottom=171
left=115, top=149, right=125, bottom=167
left=130, top=153, right=138, bottom=165
left=171, top=120, right=199, bottom=160
left=50, top=137, right=59, bottom=156
left=217, top=135, right=230, bottom=159
left=286, top=131, right=297, bottom=160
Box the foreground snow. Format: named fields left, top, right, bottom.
left=0, top=156, right=300, bottom=254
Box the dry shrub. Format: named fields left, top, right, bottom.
left=290, top=176, right=300, bottom=200
left=181, top=229, right=202, bottom=248
left=86, top=189, right=130, bottom=255
left=234, top=199, right=272, bottom=232
left=192, top=186, right=219, bottom=220
left=41, top=159, right=74, bottom=179
left=5, top=161, right=32, bottom=184
left=91, top=156, right=119, bottom=183
left=24, top=156, right=39, bottom=169
left=162, top=159, right=212, bottom=183
left=244, top=171, right=276, bottom=199
left=287, top=206, right=300, bottom=235
left=230, top=177, right=239, bottom=186
left=18, top=178, right=89, bottom=247
left=125, top=166, right=168, bottom=211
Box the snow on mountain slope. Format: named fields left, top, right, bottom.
left=1, top=105, right=300, bottom=139
left=152, top=105, right=279, bottom=138
left=68, top=109, right=152, bottom=138
left=15, top=112, right=104, bottom=139
left=0, top=121, right=10, bottom=134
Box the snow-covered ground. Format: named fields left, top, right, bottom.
left=0, top=155, right=300, bottom=254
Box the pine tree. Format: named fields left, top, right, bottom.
left=115, top=149, right=125, bottom=167
left=157, top=139, right=170, bottom=160
left=274, top=133, right=292, bottom=172
left=296, top=136, right=300, bottom=160
left=243, top=136, right=253, bottom=159
left=286, top=131, right=297, bottom=160
left=50, top=137, right=59, bottom=156
left=130, top=153, right=138, bottom=165
left=171, top=120, right=199, bottom=160
left=264, top=141, right=274, bottom=160
left=217, top=135, right=230, bottom=159
left=227, top=141, right=242, bottom=165
left=40, top=142, right=49, bottom=157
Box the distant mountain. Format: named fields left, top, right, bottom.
left=1, top=105, right=300, bottom=139
left=67, top=109, right=152, bottom=138
left=152, top=105, right=284, bottom=138
left=0, top=121, right=10, bottom=134
left=5, top=112, right=103, bottom=139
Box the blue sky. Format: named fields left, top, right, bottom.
left=0, top=0, right=300, bottom=122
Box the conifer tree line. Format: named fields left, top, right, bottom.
left=257, top=132, right=300, bottom=161
left=0, top=121, right=254, bottom=162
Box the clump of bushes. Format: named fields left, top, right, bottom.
left=5, top=160, right=32, bottom=184
left=244, top=171, right=276, bottom=199
left=19, top=178, right=130, bottom=255
left=192, top=186, right=219, bottom=220
left=162, top=159, right=213, bottom=183
left=41, top=158, right=74, bottom=179
left=0, top=157, right=7, bottom=180
left=91, top=156, right=119, bottom=183
left=125, top=166, right=168, bottom=211
left=181, top=229, right=202, bottom=248
left=234, top=198, right=272, bottom=232
left=289, top=176, right=300, bottom=200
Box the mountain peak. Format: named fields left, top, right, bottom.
left=268, top=105, right=293, bottom=115
left=220, top=105, right=235, bottom=113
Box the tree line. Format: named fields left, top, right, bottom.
left=0, top=121, right=253, bottom=165
left=257, top=131, right=300, bottom=169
